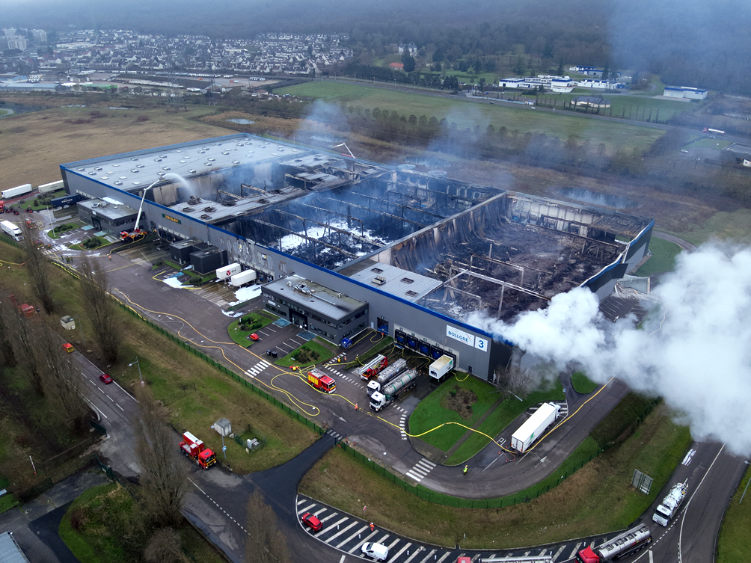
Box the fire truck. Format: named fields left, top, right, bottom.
left=179, top=431, right=217, bottom=470
left=307, top=368, right=337, bottom=393
left=354, top=354, right=389, bottom=380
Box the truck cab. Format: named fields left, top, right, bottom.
left=370, top=391, right=386, bottom=411
left=575, top=547, right=600, bottom=563
left=367, top=380, right=381, bottom=397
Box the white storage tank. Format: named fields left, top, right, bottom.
left=230, top=269, right=256, bottom=287
left=216, top=262, right=241, bottom=280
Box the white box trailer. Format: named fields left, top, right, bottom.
left=38, top=180, right=64, bottom=194
left=1, top=184, right=33, bottom=199
left=1, top=220, right=22, bottom=241
left=429, top=355, right=454, bottom=382
left=511, top=402, right=561, bottom=453
left=230, top=269, right=256, bottom=287
left=216, top=262, right=241, bottom=280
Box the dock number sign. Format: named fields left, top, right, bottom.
left=446, top=325, right=488, bottom=353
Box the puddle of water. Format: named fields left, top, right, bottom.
left=227, top=118, right=255, bottom=125
left=558, top=187, right=639, bottom=209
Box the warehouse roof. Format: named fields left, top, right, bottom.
left=263, top=275, right=367, bottom=320
left=77, top=198, right=138, bottom=220
left=0, top=532, right=30, bottom=563
left=343, top=260, right=442, bottom=302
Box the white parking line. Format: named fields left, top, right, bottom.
left=297, top=503, right=316, bottom=515
left=435, top=552, right=453, bottom=563
left=389, top=542, right=413, bottom=561
left=335, top=525, right=369, bottom=548
left=319, top=512, right=339, bottom=524
left=417, top=548, right=437, bottom=563
left=552, top=545, right=566, bottom=561
left=349, top=533, right=389, bottom=554
left=325, top=521, right=358, bottom=544
left=116, top=403, right=124, bottom=412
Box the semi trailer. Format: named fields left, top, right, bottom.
left=216, top=262, right=241, bottom=280
left=511, top=402, right=561, bottom=453
left=1, top=184, right=33, bottom=199
left=366, top=358, right=407, bottom=396
left=652, top=480, right=688, bottom=527
left=179, top=431, right=217, bottom=470
left=38, top=180, right=64, bottom=194
left=51, top=194, right=83, bottom=209
left=230, top=269, right=256, bottom=287
left=576, top=524, right=651, bottom=562
left=1, top=220, right=22, bottom=241
left=429, top=354, right=454, bottom=382
left=355, top=354, right=389, bottom=380
left=370, top=369, right=419, bottom=411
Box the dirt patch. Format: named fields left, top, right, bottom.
left=440, top=386, right=477, bottom=419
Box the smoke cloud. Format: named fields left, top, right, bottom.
left=469, top=243, right=751, bottom=455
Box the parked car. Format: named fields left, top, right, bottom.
left=249, top=333, right=259, bottom=341
left=361, top=543, right=389, bottom=561
left=99, top=373, right=113, bottom=384
left=300, top=512, right=322, bottom=532
left=62, top=343, right=75, bottom=353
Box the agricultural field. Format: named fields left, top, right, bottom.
left=276, top=81, right=664, bottom=154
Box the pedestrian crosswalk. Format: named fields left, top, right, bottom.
left=399, top=413, right=407, bottom=440
left=245, top=359, right=271, bottom=378
left=405, top=458, right=435, bottom=483
left=327, top=429, right=344, bottom=441
left=296, top=494, right=612, bottom=562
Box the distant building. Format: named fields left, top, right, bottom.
left=389, top=62, right=404, bottom=69
left=663, top=86, right=708, bottom=100
left=572, top=96, right=611, bottom=109
left=499, top=75, right=576, bottom=93
left=5, top=35, right=27, bottom=51
left=577, top=79, right=627, bottom=90
left=31, top=29, right=47, bottom=43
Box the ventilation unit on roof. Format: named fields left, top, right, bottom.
left=371, top=267, right=383, bottom=274
left=406, top=290, right=418, bottom=297
left=203, top=206, right=216, bottom=212
left=372, top=276, right=386, bottom=286
left=400, top=277, right=414, bottom=284
left=200, top=214, right=211, bottom=219
left=182, top=207, right=194, bottom=212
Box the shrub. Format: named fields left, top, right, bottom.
left=136, top=115, right=149, bottom=122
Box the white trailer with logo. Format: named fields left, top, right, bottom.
left=216, top=262, right=241, bottom=280
left=1, top=220, right=22, bottom=241
left=429, top=355, right=454, bottom=382
left=230, top=269, right=257, bottom=287
left=511, top=402, right=561, bottom=453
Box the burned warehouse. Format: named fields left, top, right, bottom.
left=60, top=133, right=654, bottom=380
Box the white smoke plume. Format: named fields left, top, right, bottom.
left=469, top=243, right=751, bottom=455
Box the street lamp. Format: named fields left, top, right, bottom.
left=129, top=356, right=144, bottom=387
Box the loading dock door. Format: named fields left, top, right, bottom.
left=377, top=317, right=389, bottom=335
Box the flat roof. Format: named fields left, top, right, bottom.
left=77, top=198, right=138, bottom=220
left=264, top=275, right=367, bottom=321
left=0, top=532, right=30, bottom=563
left=343, top=260, right=442, bottom=302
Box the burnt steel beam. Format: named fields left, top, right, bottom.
left=444, top=268, right=550, bottom=301
left=321, top=197, right=427, bottom=228
left=393, top=180, right=481, bottom=204
left=273, top=209, right=383, bottom=248
left=294, top=202, right=365, bottom=231
left=350, top=191, right=444, bottom=222
left=248, top=218, right=357, bottom=258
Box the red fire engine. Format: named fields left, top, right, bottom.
left=179, top=431, right=217, bottom=469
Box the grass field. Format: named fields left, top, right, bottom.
left=276, top=338, right=337, bottom=368
left=0, top=105, right=226, bottom=189
left=70, top=236, right=111, bottom=251
left=276, top=81, right=664, bottom=154
left=672, top=208, right=751, bottom=246
left=0, top=241, right=317, bottom=474
left=300, top=406, right=691, bottom=548
left=444, top=379, right=565, bottom=465
left=717, top=467, right=751, bottom=563
left=571, top=372, right=598, bottom=394
left=227, top=311, right=277, bottom=346
left=691, top=138, right=732, bottom=149
left=59, top=482, right=224, bottom=563
left=636, top=237, right=683, bottom=276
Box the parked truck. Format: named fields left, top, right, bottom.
left=1, top=184, right=33, bottom=199
left=510, top=402, right=561, bottom=453
left=307, top=368, right=337, bottom=393
left=429, top=355, right=454, bottom=382
left=355, top=354, right=388, bottom=380
left=51, top=194, right=83, bottom=209
left=179, top=431, right=217, bottom=470
left=216, top=262, right=241, bottom=280
left=652, top=480, right=688, bottom=527
left=576, top=524, right=651, bottom=562
left=366, top=358, right=407, bottom=397
left=1, top=220, right=22, bottom=241
left=230, top=269, right=256, bottom=287
left=369, top=369, right=419, bottom=411
left=38, top=180, right=64, bottom=194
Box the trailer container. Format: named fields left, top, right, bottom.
left=230, top=269, right=257, bottom=287
left=576, top=524, right=651, bottom=562
left=367, top=358, right=407, bottom=396
left=1, top=184, right=33, bottom=199
left=429, top=355, right=454, bottom=382
left=51, top=194, right=83, bottom=209
left=216, top=262, right=241, bottom=280
left=511, top=402, right=561, bottom=453
left=0, top=220, right=22, bottom=241
left=38, top=180, right=64, bottom=194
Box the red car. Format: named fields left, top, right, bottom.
left=99, top=373, right=113, bottom=384
left=300, top=512, right=322, bottom=532
left=249, top=333, right=259, bottom=341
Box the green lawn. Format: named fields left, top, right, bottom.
left=409, top=374, right=504, bottom=452
left=718, top=467, right=751, bottom=563
left=277, top=81, right=664, bottom=154
left=672, top=209, right=751, bottom=246
left=60, top=482, right=225, bottom=563
left=48, top=222, right=81, bottom=239
left=69, top=236, right=110, bottom=251
left=636, top=237, right=683, bottom=276
left=275, top=338, right=337, bottom=368
left=691, top=137, right=732, bottom=150
left=444, top=380, right=565, bottom=465
left=227, top=311, right=277, bottom=346
left=571, top=372, right=599, bottom=394
left=0, top=492, right=18, bottom=514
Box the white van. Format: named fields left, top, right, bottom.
left=361, top=542, right=389, bottom=561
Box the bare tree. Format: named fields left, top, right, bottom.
left=245, top=489, right=290, bottom=563
left=2, top=297, right=45, bottom=395
left=134, top=386, right=189, bottom=528
left=144, top=527, right=188, bottom=563
left=493, top=364, right=534, bottom=401
left=20, top=222, right=56, bottom=314
left=79, top=254, right=121, bottom=362
left=0, top=296, right=16, bottom=367
left=36, top=322, right=89, bottom=431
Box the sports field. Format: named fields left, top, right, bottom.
left=276, top=81, right=665, bottom=154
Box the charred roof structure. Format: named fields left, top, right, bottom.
left=60, top=133, right=653, bottom=381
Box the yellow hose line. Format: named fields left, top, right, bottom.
left=524, top=376, right=615, bottom=455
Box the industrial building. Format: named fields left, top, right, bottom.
left=663, top=86, right=708, bottom=100
left=572, top=96, right=611, bottom=109
left=60, top=133, right=654, bottom=381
